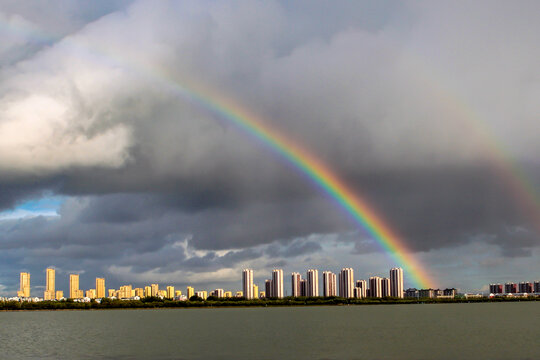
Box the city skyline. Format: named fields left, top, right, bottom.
left=0, top=1, right=539, bottom=296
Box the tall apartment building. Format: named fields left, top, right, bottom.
left=339, top=268, right=354, bottom=298
left=55, top=291, right=64, bottom=299
left=187, top=286, right=195, bottom=299
left=253, top=284, right=259, bottom=299
left=85, top=289, right=96, bottom=299
left=354, top=287, right=363, bottom=298
left=322, top=271, right=337, bottom=297
left=390, top=267, right=404, bottom=298
left=369, top=276, right=382, bottom=298
left=518, top=282, right=533, bottom=293
left=355, top=280, right=367, bottom=298
left=144, top=286, right=151, bottom=297
left=265, top=279, right=272, bottom=298
left=504, top=283, right=518, bottom=294
left=307, top=269, right=319, bottom=297
left=44, top=268, right=55, bottom=300
left=291, top=272, right=302, bottom=297
left=96, top=278, right=105, bottom=299
left=381, top=278, right=390, bottom=297
left=151, top=284, right=159, bottom=297
left=489, top=284, right=503, bottom=294
left=535, top=281, right=540, bottom=293
left=300, top=279, right=307, bottom=296
left=18, top=272, right=31, bottom=298
left=70, top=274, right=83, bottom=299
left=242, top=269, right=254, bottom=299
left=212, top=288, right=224, bottom=298
left=272, top=269, right=284, bottom=298
left=166, top=286, right=175, bottom=299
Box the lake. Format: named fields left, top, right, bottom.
left=1, top=302, right=538, bottom=359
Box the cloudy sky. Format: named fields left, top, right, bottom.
left=0, top=0, right=539, bottom=296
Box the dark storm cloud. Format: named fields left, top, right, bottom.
left=0, top=0, right=539, bottom=293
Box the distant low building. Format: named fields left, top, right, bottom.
left=405, top=288, right=418, bottom=298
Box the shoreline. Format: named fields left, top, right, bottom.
left=1, top=297, right=538, bottom=312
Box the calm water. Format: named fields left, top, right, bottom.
left=1, top=302, right=539, bottom=359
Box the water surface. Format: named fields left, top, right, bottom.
left=1, top=302, right=538, bottom=359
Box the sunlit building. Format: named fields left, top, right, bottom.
left=55, top=291, right=64, bottom=299
left=145, top=286, right=151, bottom=297
left=291, top=272, right=302, bottom=297
left=167, top=286, right=175, bottom=299
left=175, top=290, right=182, bottom=297
left=151, top=284, right=159, bottom=297
left=259, top=291, right=265, bottom=298
left=187, top=286, right=195, bottom=299
left=18, top=272, right=31, bottom=298
left=355, top=280, right=367, bottom=298
left=224, top=291, right=232, bottom=298
left=323, top=271, right=337, bottom=297
left=108, top=289, right=116, bottom=297
left=253, top=284, right=259, bottom=299
left=339, top=268, right=354, bottom=298
left=96, top=278, right=105, bottom=299
left=212, top=288, right=224, bottom=298
left=307, top=269, right=319, bottom=297
left=42, top=268, right=55, bottom=300
left=195, top=291, right=207, bottom=300
left=242, top=269, right=254, bottom=299
left=390, top=267, right=404, bottom=298
left=272, top=269, right=284, bottom=298
left=135, top=288, right=145, bottom=297
left=369, top=276, right=382, bottom=298
left=70, top=274, right=82, bottom=299
left=86, top=289, right=96, bottom=299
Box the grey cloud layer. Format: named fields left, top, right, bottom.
left=0, top=0, right=539, bottom=293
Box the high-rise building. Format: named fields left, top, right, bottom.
left=504, top=283, right=518, bottom=294
left=69, top=274, right=80, bottom=299
left=253, top=284, right=259, bottom=299
left=108, top=289, right=116, bottom=297
left=535, top=281, right=540, bottom=293
left=265, top=279, right=272, bottom=298
left=96, top=278, right=105, bottom=299
left=354, top=287, right=363, bottom=298
left=151, top=284, right=159, bottom=297
left=355, top=280, right=367, bottom=298
left=339, top=268, right=354, bottom=298
left=307, top=269, right=319, bottom=297
left=323, top=271, right=337, bottom=297
left=518, top=282, right=533, bottom=293
left=18, top=272, right=31, bottom=298
left=166, top=286, right=175, bottom=299
left=369, top=276, right=382, bottom=298
left=272, top=269, right=284, bottom=298
left=135, top=288, right=145, bottom=297
left=44, top=268, right=55, bottom=300
left=242, top=269, right=254, bottom=299
left=381, top=278, right=390, bottom=297
left=187, top=286, right=195, bottom=299
left=195, top=291, right=207, bottom=300
left=55, top=291, right=64, bottom=299
left=291, top=272, right=302, bottom=297
left=489, top=284, right=503, bottom=294
left=390, top=267, right=404, bottom=298
left=300, top=279, right=307, bottom=296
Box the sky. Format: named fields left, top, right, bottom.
left=0, top=0, right=539, bottom=296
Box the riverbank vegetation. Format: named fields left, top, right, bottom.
left=1, top=295, right=538, bottom=311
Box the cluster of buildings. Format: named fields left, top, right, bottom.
left=489, top=281, right=540, bottom=297
left=7, top=266, right=469, bottom=302
left=242, top=267, right=407, bottom=299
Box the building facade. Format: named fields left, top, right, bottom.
left=44, top=268, right=55, bottom=300
left=369, top=276, right=382, bottom=298
left=390, top=267, right=404, bottom=298
left=339, top=268, right=354, bottom=298
left=272, top=269, right=284, bottom=298
left=96, top=278, right=105, bottom=299
left=242, top=269, right=254, bottom=299
left=291, top=272, right=302, bottom=297
left=307, top=269, right=319, bottom=297
left=323, top=271, right=337, bottom=297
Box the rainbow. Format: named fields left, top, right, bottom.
left=167, top=82, right=434, bottom=289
